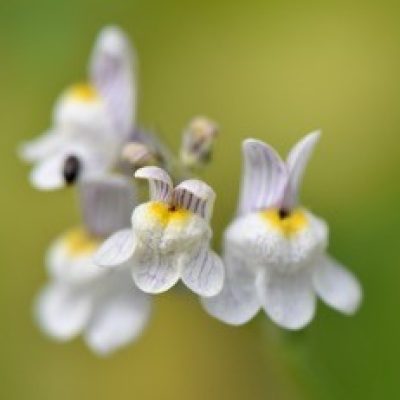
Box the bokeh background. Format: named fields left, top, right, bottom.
left=1, top=0, right=399, bottom=398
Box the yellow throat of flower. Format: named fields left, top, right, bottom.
left=63, top=227, right=101, bottom=256
left=148, top=201, right=190, bottom=227
left=261, top=208, right=308, bottom=236
left=68, top=83, right=99, bottom=102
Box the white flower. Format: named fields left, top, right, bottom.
left=19, top=26, right=136, bottom=190
left=202, top=131, right=362, bottom=330
left=94, top=166, right=225, bottom=297
left=36, top=176, right=151, bottom=355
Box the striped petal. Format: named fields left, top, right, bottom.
left=89, top=26, right=135, bottom=137
left=282, top=130, right=321, bottom=210
left=35, top=283, right=92, bottom=340
left=238, top=139, right=287, bottom=216
left=84, top=286, right=151, bottom=355
left=312, top=255, right=362, bottom=315
left=172, top=179, right=216, bottom=221
left=181, top=244, right=224, bottom=297
left=131, top=249, right=180, bottom=294
left=135, top=166, right=173, bottom=203
left=257, top=269, right=316, bottom=330
left=93, top=229, right=136, bottom=267
left=201, top=251, right=260, bottom=325
left=78, top=175, right=135, bottom=237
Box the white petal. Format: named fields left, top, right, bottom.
left=53, top=92, right=115, bottom=142
left=312, top=255, right=362, bottom=315
left=84, top=287, right=151, bottom=356
left=46, top=236, right=106, bottom=284
left=201, top=252, right=260, bottom=325
left=132, top=248, right=180, bottom=294
left=19, top=130, right=63, bottom=162
left=78, top=175, right=136, bottom=237
left=238, top=139, right=287, bottom=215
left=28, top=144, right=110, bottom=191
left=89, top=26, right=135, bottom=137
left=93, top=229, right=136, bottom=267
left=71, top=143, right=112, bottom=181
left=282, top=130, right=321, bottom=209
left=257, top=270, right=316, bottom=330
left=29, top=153, right=65, bottom=190
left=181, top=244, right=224, bottom=297
left=172, top=179, right=216, bottom=221
left=35, top=283, right=92, bottom=340
left=135, top=166, right=173, bottom=202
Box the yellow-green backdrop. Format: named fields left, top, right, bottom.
left=1, top=0, right=399, bottom=399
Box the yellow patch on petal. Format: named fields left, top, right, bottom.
left=148, top=201, right=190, bottom=227
left=68, top=83, right=99, bottom=102
left=261, top=208, right=308, bottom=236
left=63, top=227, right=101, bottom=256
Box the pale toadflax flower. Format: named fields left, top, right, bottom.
left=36, top=175, right=151, bottom=355
left=202, top=131, right=362, bottom=330
left=94, top=166, right=225, bottom=297
left=19, top=26, right=136, bottom=190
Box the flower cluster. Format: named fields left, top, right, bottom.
left=21, top=26, right=362, bottom=355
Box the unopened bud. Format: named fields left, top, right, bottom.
left=121, top=142, right=159, bottom=167
left=180, top=116, right=219, bottom=168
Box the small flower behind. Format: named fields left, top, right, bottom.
left=35, top=176, right=151, bottom=355
left=19, top=26, right=135, bottom=190
left=202, top=131, right=362, bottom=330
left=94, top=166, right=225, bottom=297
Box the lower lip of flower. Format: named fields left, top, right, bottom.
left=260, top=208, right=308, bottom=236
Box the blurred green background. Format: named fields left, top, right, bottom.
left=1, top=0, right=399, bottom=398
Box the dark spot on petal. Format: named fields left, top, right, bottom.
left=63, top=155, right=81, bottom=185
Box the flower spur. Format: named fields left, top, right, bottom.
left=94, top=166, right=225, bottom=297
left=20, top=26, right=135, bottom=190
left=202, top=131, right=362, bottom=330
left=36, top=176, right=152, bottom=355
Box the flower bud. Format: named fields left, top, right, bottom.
left=180, top=116, right=218, bottom=168
left=121, top=142, right=159, bottom=167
